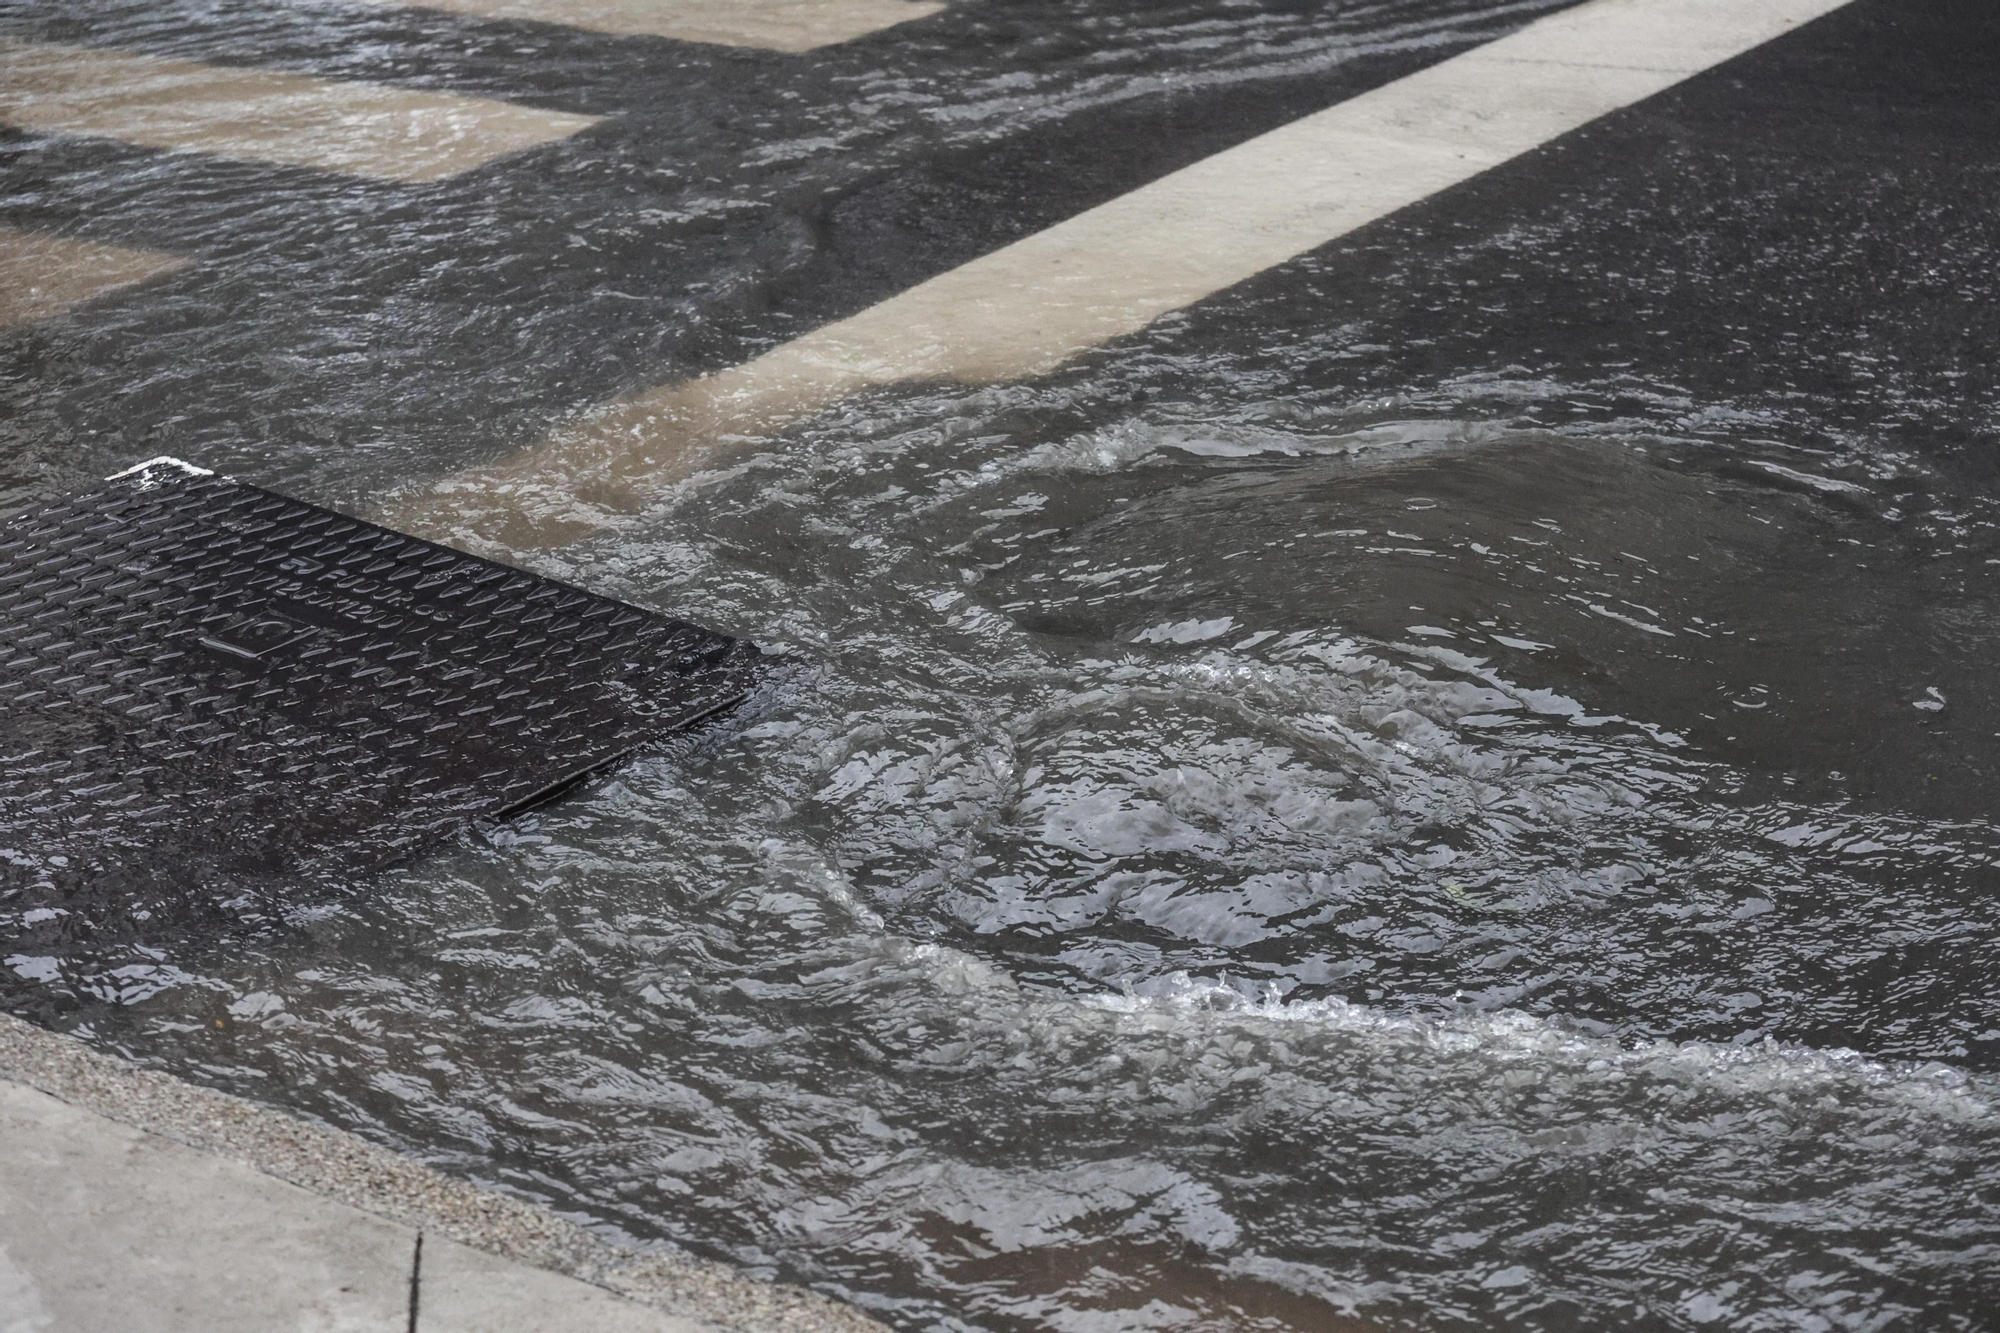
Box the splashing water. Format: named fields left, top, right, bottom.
left=5, top=0, right=1999, bottom=1326
left=20, top=392, right=1994, bottom=1330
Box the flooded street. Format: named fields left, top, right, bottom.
left=4, top=0, right=1999, bottom=1329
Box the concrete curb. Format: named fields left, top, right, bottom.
left=0, top=1012, right=888, bottom=1333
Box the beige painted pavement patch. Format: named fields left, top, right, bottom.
left=352, top=0, right=946, bottom=52
left=0, top=36, right=601, bottom=182
left=0, top=226, right=188, bottom=328
left=385, top=0, right=1858, bottom=553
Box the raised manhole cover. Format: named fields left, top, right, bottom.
left=0, top=459, right=754, bottom=959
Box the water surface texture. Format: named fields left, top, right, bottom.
left=5, top=0, right=2000, bottom=1330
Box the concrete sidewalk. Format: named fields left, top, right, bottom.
left=0, top=1014, right=885, bottom=1333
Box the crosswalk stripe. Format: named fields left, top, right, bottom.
left=0, top=227, right=188, bottom=329
left=346, top=0, right=945, bottom=52
left=384, top=0, right=1859, bottom=551
left=0, top=37, right=601, bottom=183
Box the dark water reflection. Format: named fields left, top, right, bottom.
left=3, top=0, right=1998, bottom=1328
left=39, top=395, right=2000, bottom=1331
left=0, top=0, right=1563, bottom=508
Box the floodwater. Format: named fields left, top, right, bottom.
left=5, top=0, right=2000, bottom=1330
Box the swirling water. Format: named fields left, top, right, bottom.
left=31, top=392, right=2000, bottom=1330
left=4, top=0, right=2000, bottom=1328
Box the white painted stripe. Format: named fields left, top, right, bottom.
left=349, top=0, right=945, bottom=52
left=0, top=37, right=601, bottom=183
left=0, top=227, right=188, bottom=329
left=386, top=0, right=1858, bottom=550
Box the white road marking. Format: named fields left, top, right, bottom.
left=0, top=37, right=601, bottom=183
left=0, top=227, right=188, bottom=329
left=347, top=0, right=945, bottom=52
left=387, top=0, right=1858, bottom=550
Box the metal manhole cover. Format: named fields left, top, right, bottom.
left=0, top=458, right=755, bottom=963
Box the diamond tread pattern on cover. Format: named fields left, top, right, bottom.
left=0, top=460, right=753, bottom=888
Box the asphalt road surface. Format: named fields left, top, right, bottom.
left=2, top=2, right=1997, bottom=1330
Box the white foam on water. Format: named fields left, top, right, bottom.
left=105, top=455, right=214, bottom=482
left=1012, top=417, right=1515, bottom=477
left=1130, top=615, right=1237, bottom=645
left=1745, top=458, right=1871, bottom=494
left=1080, top=970, right=1997, bottom=1122
left=835, top=932, right=2000, bottom=1162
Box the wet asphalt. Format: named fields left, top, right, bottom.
left=1034, top=0, right=2000, bottom=823
left=4, top=0, right=1564, bottom=499
left=0, top=0, right=1985, bottom=484
left=5, top=0, right=1993, bottom=810
left=4, top=7, right=1999, bottom=1328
